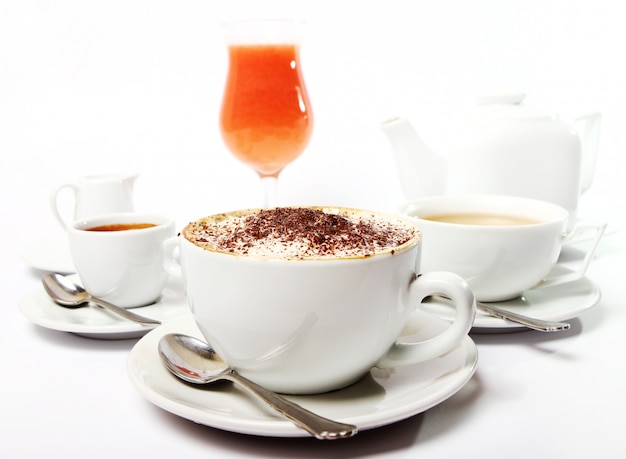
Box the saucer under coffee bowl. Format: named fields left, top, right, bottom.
left=20, top=235, right=75, bottom=273
left=422, top=265, right=601, bottom=333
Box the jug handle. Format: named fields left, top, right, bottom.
left=50, top=182, right=79, bottom=229
left=573, top=112, right=602, bottom=194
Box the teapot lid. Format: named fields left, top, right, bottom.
left=473, top=91, right=556, bottom=120
left=475, top=91, right=526, bottom=105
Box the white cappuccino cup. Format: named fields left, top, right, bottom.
left=167, top=206, right=476, bottom=394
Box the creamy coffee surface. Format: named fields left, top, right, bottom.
left=183, top=207, right=418, bottom=259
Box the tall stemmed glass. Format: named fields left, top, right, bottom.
left=219, top=19, right=313, bottom=207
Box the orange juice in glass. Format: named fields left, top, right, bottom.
left=220, top=20, right=313, bottom=207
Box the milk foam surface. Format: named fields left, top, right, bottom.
left=183, top=207, right=418, bottom=259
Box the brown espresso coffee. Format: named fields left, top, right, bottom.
left=87, top=223, right=157, bottom=232
left=183, top=207, right=418, bottom=259
left=422, top=213, right=539, bottom=226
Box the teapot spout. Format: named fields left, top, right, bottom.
left=380, top=117, right=446, bottom=199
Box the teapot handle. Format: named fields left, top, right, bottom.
left=573, top=112, right=602, bottom=194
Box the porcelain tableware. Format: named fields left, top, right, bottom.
left=67, top=212, right=175, bottom=308
left=19, top=236, right=75, bottom=273
left=42, top=273, right=161, bottom=325
left=422, top=265, right=601, bottom=332
left=127, top=314, right=478, bottom=437
left=168, top=206, right=476, bottom=394
left=50, top=172, right=138, bottom=228
left=158, top=333, right=358, bottom=439
left=381, top=93, right=601, bottom=228
left=19, top=275, right=186, bottom=339
left=400, top=194, right=606, bottom=302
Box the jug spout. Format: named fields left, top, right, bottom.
left=573, top=112, right=602, bottom=194
left=120, top=171, right=139, bottom=194
left=380, top=117, right=446, bottom=199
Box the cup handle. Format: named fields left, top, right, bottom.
left=540, top=220, right=607, bottom=289
left=163, top=236, right=182, bottom=278
left=49, top=182, right=78, bottom=229
left=376, top=271, right=475, bottom=369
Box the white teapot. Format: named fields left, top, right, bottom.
left=380, top=93, right=601, bottom=226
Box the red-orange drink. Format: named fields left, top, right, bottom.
left=220, top=44, right=313, bottom=177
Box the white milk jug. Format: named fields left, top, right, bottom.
left=50, top=172, right=138, bottom=228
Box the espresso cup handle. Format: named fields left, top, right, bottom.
left=540, top=220, right=607, bottom=289
left=50, top=182, right=78, bottom=229
left=376, top=271, right=475, bottom=369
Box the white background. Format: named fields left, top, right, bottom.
left=2, top=0, right=625, bottom=220
left=2, top=1, right=626, bottom=458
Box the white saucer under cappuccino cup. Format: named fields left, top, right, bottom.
left=399, top=194, right=606, bottom=302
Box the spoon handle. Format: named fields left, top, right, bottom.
left=88, top=296, right=161, bottom=326
left=477, top=302, right=570, bottom=332
left=227, top=372, right=358, bottom=440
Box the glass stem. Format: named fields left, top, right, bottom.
left=260, top=175, right=278, bottom=208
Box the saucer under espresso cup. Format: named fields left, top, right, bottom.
left=166, top=206, right=476, bottom=395
left=399, top=194, right=606, bottom=302
left=19, top=274, right=188, bottom=339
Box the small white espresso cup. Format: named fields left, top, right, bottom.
left=169, top=207, right=475, bottom=394
left=67, top=212, right=175, bottom=308
left=399, top=194, right=606, bottom=302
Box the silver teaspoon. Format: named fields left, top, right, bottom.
left=42, top=273, right=161, bottom=326
left=158, top=333, right=358, bottom=440
left=477, top=302, right=570, bottom=332
left=431, top=295, right=570, bottom=332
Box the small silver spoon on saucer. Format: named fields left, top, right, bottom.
left=429, top=295, right=570, bottom=332
left=158, top=333, right=358, bottom=440
left=42, top=273, right=161, bottom=326
left=476, top=302, right=570, bottom=332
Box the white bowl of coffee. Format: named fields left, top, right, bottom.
left=399, top=194, right=606, bottom=302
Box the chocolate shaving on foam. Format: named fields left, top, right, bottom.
left=183, top=207, right=417, bottom=259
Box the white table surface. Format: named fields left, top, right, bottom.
left=2, top=1, right=626, bottom=458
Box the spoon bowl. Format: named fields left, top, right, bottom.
left=158, top=333, right=358, bottom=440
left=42, top=272, right=95, bottom=307
left=42, top=273, right=161, bottom=326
